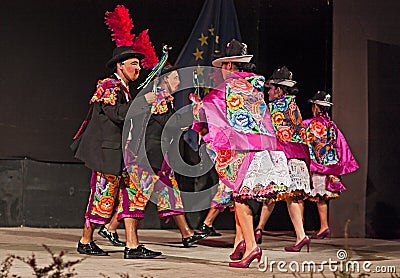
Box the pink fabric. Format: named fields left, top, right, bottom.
left=194, top=72, right=277, bottom=191
left=201, top=72, right=277, bottom=151
left=277, top=141, right=310, bottom=161
left=304, top=116, right=359, bottom=175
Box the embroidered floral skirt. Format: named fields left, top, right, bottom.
left=307, top=173, right=341, bottom=201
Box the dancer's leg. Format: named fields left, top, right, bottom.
left=286, top=198, right=306, bottom=243
left=105, top=213, right=120, bottom=233
left=234, top=201, right=257, bottom=257
left=255, top=202, right=275, bottom=231
left=203, top=208, right=221, bottom=227
left=80, top=223, right=96, bottom=244
left=124, top=217, right=140, bottom=248
left=317, top=199, right=329, bottom=233
left=173, top=214, right=194, bottom=238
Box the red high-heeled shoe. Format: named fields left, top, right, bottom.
left=229, top=246, right=262, bottom=268
left=310, top=228, right=331, bottom=239
left=230, top=240, right=245, bottom=260
left=284, top=236, right=311, bottom=252
left=254, top=228, right=263, bottom=244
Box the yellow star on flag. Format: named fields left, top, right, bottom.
left=208, top=26, right=215, bottom=36
left=196, top=64, right=204, bottom=76
left=198, top=33, right=208, bottom=46
left=193, top=48, right=204, bottom=61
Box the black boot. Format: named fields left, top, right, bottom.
left=98, top=225, right=126, bottom=246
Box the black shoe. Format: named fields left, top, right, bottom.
left=199, top=223, right=222, bottom=236
left=98, top=225, right=126, bottom=247
left=182, top=232, right=208, bottom=247
left=124, top=245, right=162, bottom=259
left=77, top=241, right=108, bottom=256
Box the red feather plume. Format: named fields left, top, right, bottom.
left=105, top=5, right=159, bottom=69
left=133, top=30, right=159, bottom=69
left=105, top=5, right=135, bottom=47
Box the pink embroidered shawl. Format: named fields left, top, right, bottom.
left=303, top=114, right=359, bottom=175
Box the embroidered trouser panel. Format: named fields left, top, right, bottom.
left=117, top=163, right=184, bottom=221
left=211, top=180, right=234, bottom=211
left=85, top=171, right=120, bottom=226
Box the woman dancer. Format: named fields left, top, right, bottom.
left=304, top=91, right=359, bottom=238
left=265, top=66, right=312, bottom=252
left=192, top=40, right=290, bottom=268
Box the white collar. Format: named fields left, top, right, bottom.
left=114, top=73, right=129, bottom=92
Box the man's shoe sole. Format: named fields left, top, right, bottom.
left=124, top=254, right=161, bottom=259
left=77, top=249, right=108, bottom=256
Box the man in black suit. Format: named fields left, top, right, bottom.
left=73, top=46, right=161, bottom=258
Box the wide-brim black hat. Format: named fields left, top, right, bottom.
left=308, top=90, right=333, bottom=106
left=106, top=46, right=144, bottom=69
left=160, top=63, right=179, bottom=76
left=267, top=66, right=297, bottom=87
left=212, top=39, right=253, bottom=67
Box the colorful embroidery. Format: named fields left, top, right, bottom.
left=93, top=196, right=114, bottom=218
left=90, top=172, right=120, bottom=219
left=90, top=78, right=122, bottom=105
left=269, top=95, right=307, bottom=144
left=233, top=182, right=287, bottom=202
left=119, top=164, right=159, bottom=213
left=215, top=150, right=246, bottom=182
left=306, top=117, right=339, bottom=165
left=154, top=171, right=184, bottom=212
left=151, top=87, right=174, bottom=115
left=211, top=180, right=234, bottom=208
left=226, top=76, right=268, bottom=134
left=189, top=93, right=203, bottom=121
left=156, top=187, right=171, bottom=211
left=170, top=175, right=183, bottom=209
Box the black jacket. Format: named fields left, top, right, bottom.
left=73, top=76, right=151, bottom=175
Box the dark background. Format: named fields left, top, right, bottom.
left=366, top=40, right=400, bottom=239
left=0, top=0, right=331, bottom=231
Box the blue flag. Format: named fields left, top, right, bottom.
left=174, top=0, right=242, bottom=151
left=176, top=0, right=242, bottom=68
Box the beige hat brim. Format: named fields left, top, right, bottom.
left=212, top=55, right=253, bottom=67
left=268, top=79, right=297, bottom=88
left=308, top=99, right=333, bottom=107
